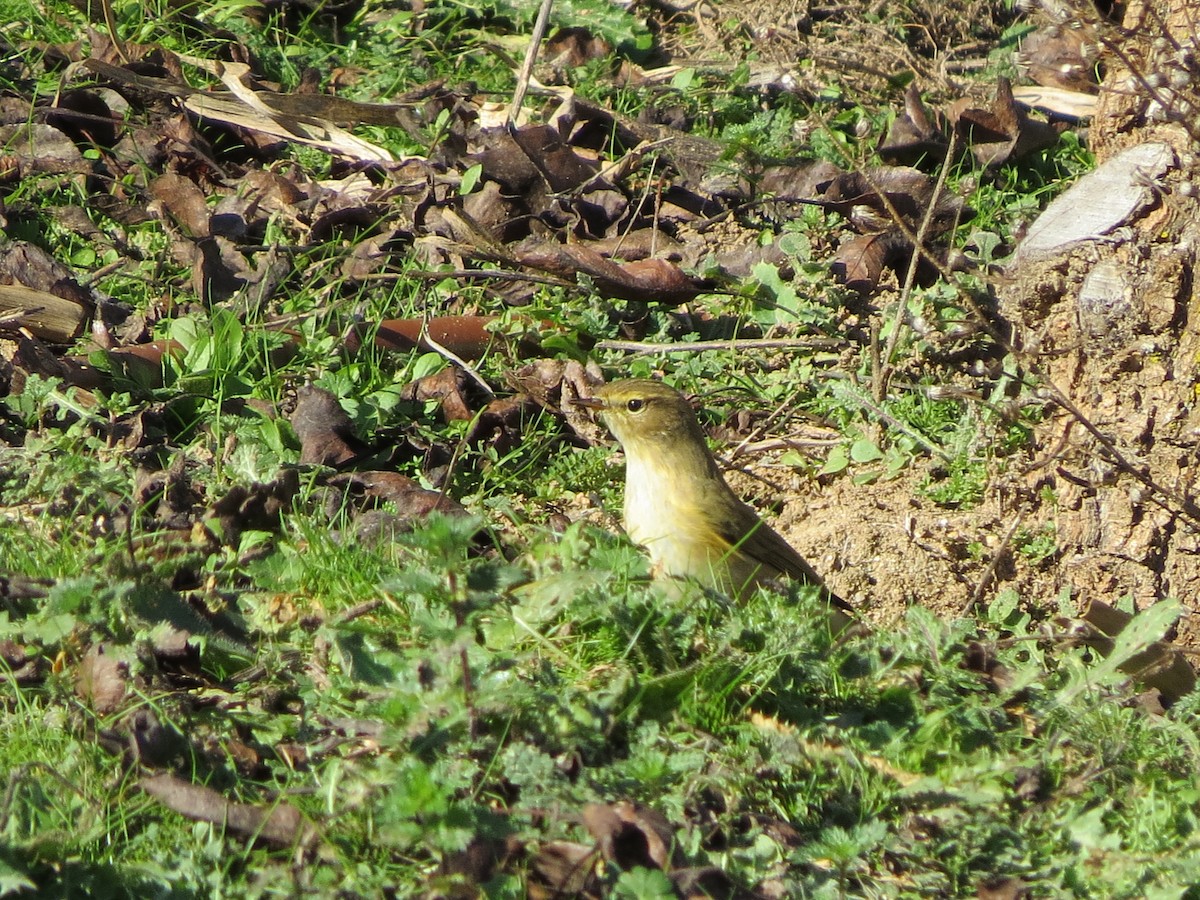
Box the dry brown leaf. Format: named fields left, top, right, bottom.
left=150, top=173, right=211, bottom=238
left=76, top=643, right=129, bottom=715
left=545, top=27, right=613, bottom=68
left=671, top=865, right=739, bottom=900
left=328, top=471, right=469, bottom=521
left=403, top=366, right=476, bottom=423
left=291, top=384, right=369, bottom=467
left=0, top=123, right=88, bottom=182
left=1081, top=598, right=1196, bottom=704
left=0, top=638, right=43, bottom=686
left=879, top=83, right=948, bottom=164
left=514, top=242, right=703, bottom=305
left=583, top=800, right=677, bottom=871
left=757, top=159, right=844, bottom=201
left=102, top=340, right=185, bottom=387
left=817, top=167, right=969, bottom=233
left=208, top=469, right=300, bottom=544
left=509, top=358, right=606, bottom=444
left=977, top=875, right=1030, bottom=900
left=140, top=773, right=316, bottom=849
left=462, top=179, right=527, bottom=243
left=464, top=391, right=523, bottom=444
left=528, top=840, right=597, bottom=898
left=5, top=330, right=101, bottom=393
left=440, top=834, right=524, bottom=886
left=832, top=231, right=903, bottom=294
left=948, top=77, right=1060, bottom=168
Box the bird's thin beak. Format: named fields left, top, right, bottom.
left=573, top=396, right=606, bottom=410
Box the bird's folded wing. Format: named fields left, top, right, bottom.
left=715, top=504, right=854, bottom=613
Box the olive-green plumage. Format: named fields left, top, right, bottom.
left=585, top=378, right=846, bottom=608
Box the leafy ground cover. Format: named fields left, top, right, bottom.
left=3, top=0, right=1200, bottom=896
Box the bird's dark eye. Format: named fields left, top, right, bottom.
left=626, top=398, right=645, bottom=412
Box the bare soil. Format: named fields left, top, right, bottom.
left=708, top=0, right=1200, bottom=649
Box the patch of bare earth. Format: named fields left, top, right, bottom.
left=729, top=0, right=1200, bottom=650
left=686, top=1, right=1200, bottom=648
left=733, top=464, right=991, bottom=624
left=993, top=0, right=1200, bottom=648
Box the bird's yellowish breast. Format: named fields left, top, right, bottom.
left=621, top=438, right=731, bottom=577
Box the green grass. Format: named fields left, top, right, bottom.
left=5, top=509, right=1200, bottom=895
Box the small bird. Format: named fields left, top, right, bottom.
left=579, top=379, right=850, bottom=614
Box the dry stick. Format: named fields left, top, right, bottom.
left=652, top=175, right=664, bottom=258
left=420, top=317, right=496, bottom=400
left=726, top=385, right=808, bottom=461
left=732, top=435, right=842, bottom=454
left=960, top=512, right=1025, bottom=617
left=595, top=337, right=847, bottom=354
left=333, top=599, right=385, bottom=625
left=610, top=150, right=665, bottom=259
left=877, top=127, right=961, bottom=402
left=398, top=269, right=573, bottom=288
left=506, top=0, right=555, bottom=129
left=95, top=0, right=130, bottom=64
left=79, top=257, right=127, bottom=286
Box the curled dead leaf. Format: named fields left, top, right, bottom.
left=948, top=77, right=1060, bottom=168
left=328, top=471, right=469, bottom=525
left=291, top=384, right=370, bottom=467
left=140, top=773, right=317, bottom=850
left=582, top=800, right=677, bottom=871
left=529, top=840, right=597, bottom=898
left=76, top=642, right=129, bottom=715
left=402, top=366, right=476, bottom=422
left=879, top=83, right=948, bottom=164
left=514, top=242, right=703, bottom=305
left=832, top=231, right=907, bottom=294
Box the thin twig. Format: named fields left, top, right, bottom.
left=507, top=0, right=554, bottom=129
left=333, top=599, right=384, bottom=625
left=398, top=269, right=573, bottom=288
left=725, top=385, right=806, bottom=461
left=727, top=434, right=842, bottom=459
left=611, top=150, right=665, bottom=259
left=878, top=127, right=960, bottom=396
left=420, top=318, right=496, bottom=401
left=960, top=513, right=1024, bottom=617
left=595, top=337, right=847, bottom=354
left=96, top=0, right=130, bottom=64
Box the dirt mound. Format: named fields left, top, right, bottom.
left=770, top=0, right=1200, bottom=648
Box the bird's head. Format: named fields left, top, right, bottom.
left=578, top=379, right=707, bottom=453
